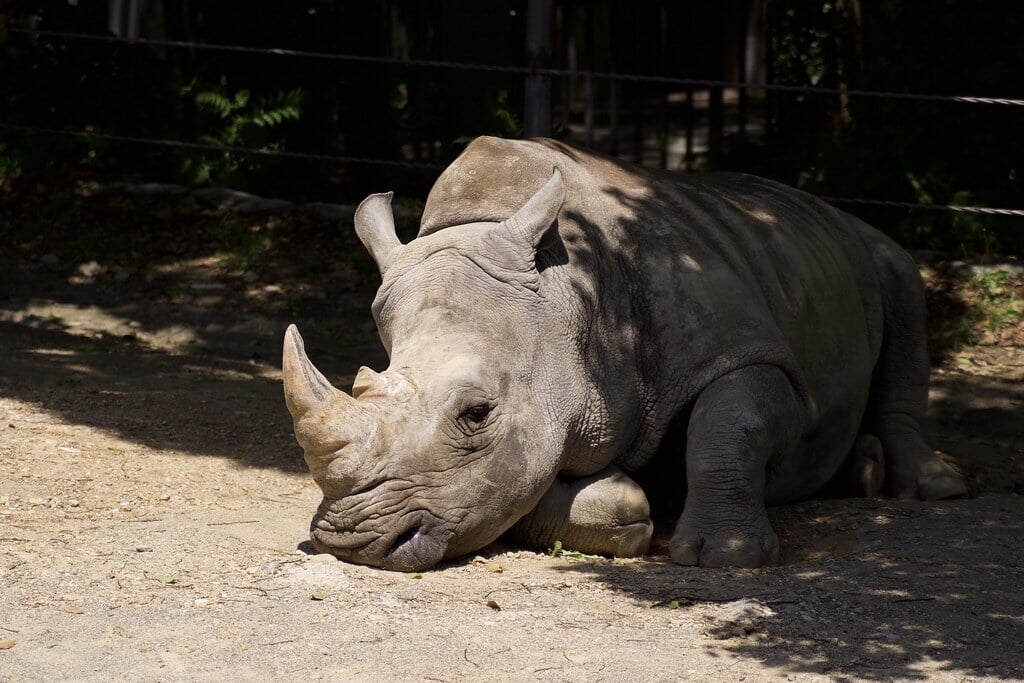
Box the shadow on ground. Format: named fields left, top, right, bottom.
left=0, top=263, right=386, bottom=472
left=544, top=495, right=1024, bottom=681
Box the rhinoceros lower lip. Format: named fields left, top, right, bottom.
left=380, top=524, right=447, bottom=572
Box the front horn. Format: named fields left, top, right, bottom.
left=282, top=324, right=347, bottom=422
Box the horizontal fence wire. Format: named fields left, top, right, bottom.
left=2, top=122, right=1022, bottom=217
left=0, top=123, right=446, bottom=170
left=7, top=27, right=1024, bottom=108
left=821, top=197, right=1024, bottom=217
left=3, top=27, right=1023, bottom=217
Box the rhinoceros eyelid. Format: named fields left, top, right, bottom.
left=458, top=403, right=492, bottom=424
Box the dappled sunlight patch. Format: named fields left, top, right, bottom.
left=1, top=301, right=199, bottom=351
left=25, top=347, right=79, bottom=356
left=744, top=207, right=779, bottom=225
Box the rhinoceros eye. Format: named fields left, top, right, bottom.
left=458, top=403, right=492, bottom=428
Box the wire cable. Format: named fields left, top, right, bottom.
left=7, top=27, right=1024, bottom=108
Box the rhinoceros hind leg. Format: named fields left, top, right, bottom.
left=830, top=433, right=886, bottom=498
left=918, top=450, right=968, bottom=500
left=670, top=365, right=799, bottom=568
left=508, top=466, right=653, bottom=557
left=864, top=241, right=968, bottom=500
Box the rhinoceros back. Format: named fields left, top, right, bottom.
left=420, top=137, right=886, bottom=482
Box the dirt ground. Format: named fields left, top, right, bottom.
left=1, top=190, right=1023, bottom=682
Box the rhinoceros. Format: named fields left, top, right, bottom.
left=282, top=136, right=965, bottom=571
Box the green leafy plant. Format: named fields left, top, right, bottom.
left=547, top=540, right=601, bottom=560
left=454, top=89, right=523, bottom=146
left=181, top=85, right=304, bottom=189
left=930, top=269, right=1023, bottom=359
left=972, top=271, right=1024, bottom=331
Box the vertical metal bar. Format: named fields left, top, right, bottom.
left=584, top=73, right=594, bottom=146
left=763, top=0, right=774, bottom=146
left=584, top=3, right=594, bottom=146
left=737, top=0, right=749, bottom=142
left=559, top=3, right=571, bottom=131
left=684, top=87, right=695, bottom=171
left=632, top=9, right=643, bottom=163
left=709, top=85, right=724, bottom=164
left=108, top=0, right=123, bottom=38
left=524, top=0, right=553, bottom=137
left=609, top=74, right=619, bottom=156
left=606, top=2, right=619, bottom=155
left=126, top=0, right=141, bottom=41
left=658, top=4, right=668, bottom=168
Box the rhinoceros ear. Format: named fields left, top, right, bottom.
left=498, top=168, right=565, bottom=252
left=354, top=191, right=403, bottom=275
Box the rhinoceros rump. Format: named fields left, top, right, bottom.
left=283, top=136, right=966, bottom=571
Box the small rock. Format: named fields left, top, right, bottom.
left=68, top=499, right=80, bottom=507
left=77, top=261, right=104, bottom=278
left=301, top=202, right=357, bottom=223
left=135, top=544, right=154, bottom=552
left=307, top=553, right=337, bottom=563
left=194, top=598, right=210, bottom=607
left=191, top=188, right=293, bottom=215
left=119, top=182, right=191, bottom=196
left=950, top=257, right=1024, bottom=279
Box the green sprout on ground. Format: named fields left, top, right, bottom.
left=547, top=540, right=602, bottom=561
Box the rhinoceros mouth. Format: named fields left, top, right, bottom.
left=309, top=504, right=451, bottom=571
left=380, top=524, right=449, bottom=571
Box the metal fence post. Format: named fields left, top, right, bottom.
left=524, top=0, right=553, bottom=138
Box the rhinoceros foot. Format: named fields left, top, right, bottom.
left=827, top=433, right=886, bottom=498
left=509, top=466, right=653, bottom=557
left=917, top=451, right=968, bottom=500
left=670, top=507, right=780, bottom=568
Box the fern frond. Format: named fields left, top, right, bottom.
left=195, top=91, right=233, bottom=118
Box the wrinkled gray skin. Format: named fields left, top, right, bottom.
left=283, top=136, right=966, bottom=572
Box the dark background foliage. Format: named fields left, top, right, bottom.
left=1, top=0, right=1021, bottom=253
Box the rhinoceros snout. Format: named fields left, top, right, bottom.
left=310, top=501, right=451, bottom=571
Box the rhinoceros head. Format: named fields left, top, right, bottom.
left=284, top=170, right=569, bottom=571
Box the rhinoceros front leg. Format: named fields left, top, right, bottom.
left=507, top=466, right=653, bottom=557
left=671, top=364, right=803, bottom=568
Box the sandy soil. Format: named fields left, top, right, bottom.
left=1, top=197, right=1023, bottom=682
